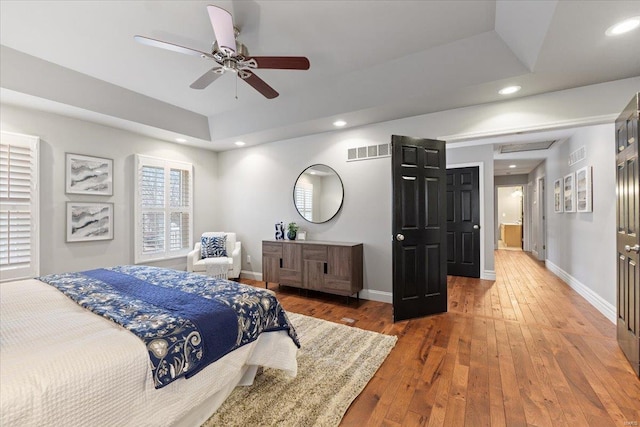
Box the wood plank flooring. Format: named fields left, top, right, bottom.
left=242, top=250, right=640, bottom=426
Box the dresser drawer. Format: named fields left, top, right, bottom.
left=263, top=242, right=282, bottom=257
left=303, top=245, right=327, bottom=261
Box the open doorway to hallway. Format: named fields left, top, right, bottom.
left=497, top=185, right=523, bottom=250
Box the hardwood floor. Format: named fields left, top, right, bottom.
left=242, top=250, right=640, bottom=426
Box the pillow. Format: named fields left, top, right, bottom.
left=201, top=235, right=227, bottom=259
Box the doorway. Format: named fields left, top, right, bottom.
left=497, top=185, right=523, bottom=250
left=446, top=167, right=481, bottom=277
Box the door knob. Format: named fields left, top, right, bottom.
left=473, top=224, right=480, bottom=230
left=396, top=233, right=405, bottom=241
left=624, top=244, right=640, bottom=253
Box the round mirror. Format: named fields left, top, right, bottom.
left=293, top=164, right=344, bottom=223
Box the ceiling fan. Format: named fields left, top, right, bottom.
left=134, top=5, right=310, bottom=99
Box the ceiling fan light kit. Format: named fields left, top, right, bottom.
left=134, top=5, right=310, bottom=99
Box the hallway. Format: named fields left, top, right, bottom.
left=251, top=250, right=640, bottom=426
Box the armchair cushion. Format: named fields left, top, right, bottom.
left=201, top=234, right=227, bottom=258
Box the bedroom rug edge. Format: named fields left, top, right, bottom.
left=202, top=312, right=397, bottom=427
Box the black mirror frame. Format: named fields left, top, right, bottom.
left=293, top=164, right=344, bottom=224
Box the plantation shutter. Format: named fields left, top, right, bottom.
left=0, top=132, right=39, bottom=281
left=135, top=155, right=192, bottom=263
left=169, top=168, right=190, bottom=251
left=295, top=185, right=313, bottom=221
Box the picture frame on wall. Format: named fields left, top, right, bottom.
left=66, top=153, right=113, bottom=196
left=554, top=178, right=563, bottom=213
left=66, top=202, right=114, bottom=242
left=563, top=172, right=576, bottom=213
left=576, top=166, right=592, bottom=212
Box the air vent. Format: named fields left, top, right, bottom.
left=499, top=140, right=556, bottom=153
left=347, top=143, right=391, bottom=162
left=568, top=146, right=586, bottom=166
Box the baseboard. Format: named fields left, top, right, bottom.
left=240, top=270, right=262, bottom=281
left=482, top=270, right=496, bottom=281
left=545, top=259, right=616, bottom=324
left=359, top=289, right=392, bottom=304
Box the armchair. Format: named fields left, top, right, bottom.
left=187, top=232, right=241, bottom=279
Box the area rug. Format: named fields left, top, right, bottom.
left=202, top=312, right=397, bottom=427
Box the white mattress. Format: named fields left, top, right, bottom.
left=0, top=278, right=298, bottom=427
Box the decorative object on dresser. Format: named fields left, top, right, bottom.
left=65, top=153, right=113, bottom=195
left=187, top=232, right=241, bottom=279
left=262, top=240, right=363, bottom=299
left=274, top=222, right=285, bottom=240
left=286, top=222, right=299, bottom=240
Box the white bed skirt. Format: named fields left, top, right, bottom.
left=1, top=279, right=298, bottom=427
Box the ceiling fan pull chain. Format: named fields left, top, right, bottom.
left=235, top=73, right=238, bottom=100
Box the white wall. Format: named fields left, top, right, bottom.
left=2, top=77, right=635, bottom=311
left=320, top=174, right=343, bottom=221
left=0, top=103, right=218, bottom=275
left=217, top=127, right=498, bottom=301
left=217, top=132, right=394, bottom=301
left=534, top=123, right=617, bottom=321
left=497, top=187, right=523, bottom=224
left=217, top=79, right=637, bottom=302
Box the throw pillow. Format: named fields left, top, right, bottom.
left=201, top=235, right=227, bottom=259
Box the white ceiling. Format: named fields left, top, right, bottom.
left=1, top=1, right=639, bottom=151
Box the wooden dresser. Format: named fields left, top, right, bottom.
left=262, top=240, right=363, bottom=298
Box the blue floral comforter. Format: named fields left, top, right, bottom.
left=38, top=265, right=299, bottom=389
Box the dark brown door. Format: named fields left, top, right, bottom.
left=446, top=167, right=481, bottom=278
left=392, top=135, right=447, bottom=321
left=616, top=93, right=640, bottom=377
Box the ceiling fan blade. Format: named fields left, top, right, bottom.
left=207, top=5, right=236, bottom=54
left=248, top=56, right=310, bottom=70
left=190, top=67, right=223, bottom=90
left=242, top=71, right=279, bottom=99
left=134, top=35, right=213, bottom=59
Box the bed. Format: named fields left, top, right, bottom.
left=0, top=266, right=299, bottom=427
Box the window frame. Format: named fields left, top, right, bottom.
left=295, top=184, right=313, bottom=222
left=0, top=131, right=39, bottom=281
left=134, top=154, right=193, bottom=264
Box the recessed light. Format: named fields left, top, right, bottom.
left=499, top=86, right=521, bottom=95
left=333, top=120, right=347, bottom=127
left=509, top=164, right=517, bottom=168
left=234, top=141, right=246, bottom=146
left=606, top=16, right=640, bottom=36
left=175, top=137, right=187, bottom=143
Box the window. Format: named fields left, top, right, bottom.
left=0, top=131, right=39, bottom=281
left=295, top=185, right=313, bottom=221
left=135, top=155, right=192, bottom=263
